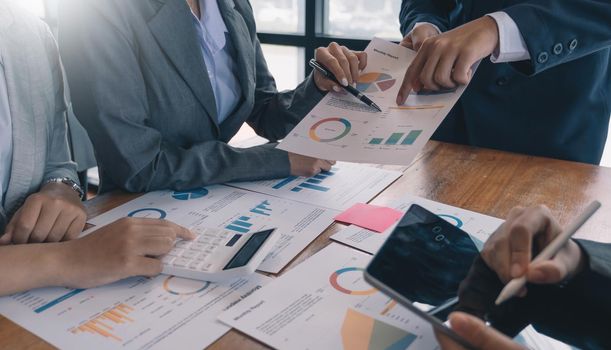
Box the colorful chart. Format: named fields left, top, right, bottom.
left=70, top=303, right=134, bottom=342
left=369, top=130, right=423, bottom=146
left=162, top=276, right=211, bottom=296
left=251, top=200, right=272, bottom=216
left=127, top=208, right=167, bottom=219
left=357, top=72, right=397, bottom=93
left=172, top=188, right=209, bottom=201
left=341, top=308, right=418, bottom=350
left=309, top=117, right=351, bottom=143
left=330, top=267, right=377, bottom=296
left=438, top=214, right=463, bottom=228
left=226, top=216, right=253, bottom=234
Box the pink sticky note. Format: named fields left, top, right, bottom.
left=335, top=203, right=404, bottom=233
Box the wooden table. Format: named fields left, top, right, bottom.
left=2, top=141, right=610, bottom=349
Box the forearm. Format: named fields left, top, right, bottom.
left=0, top=243, right=67, bottom=296
left=399, top=0, right=458, bottom=35
left=113, top=141, right=291, bottom=192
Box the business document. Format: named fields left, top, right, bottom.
left=278, top=38, right=473, bottom=165
left=0, top=274, right=270, bottom=350
left=88, top=185, right=338, bottom=274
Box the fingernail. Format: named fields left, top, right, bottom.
left=341, top=78, right=349, bottom=86
left=510, top=263, right=522, bottom=278
left=333, top=85, right=342, bottom=92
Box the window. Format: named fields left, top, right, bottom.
left=324, top=0, right=402, bottom=40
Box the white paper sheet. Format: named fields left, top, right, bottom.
left=229, top=162, right=402, bottom=211
left=0, top=273, right=271, bottom=350
left=278, top=38, right=471, bottom=165
left=331, top=194, right=504, bottom=255
left=218, top=243, right=439, bottom=350
left=88, top=185, right=338, bottom=273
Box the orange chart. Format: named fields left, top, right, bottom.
left=70, top=303, right=134, bottom=342
left=357, top=72, right=397, bottom=93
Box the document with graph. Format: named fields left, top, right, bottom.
left=0, top=273, right=271, bottom=350
left=331, top=194, right=504, bottom=255
left=218, top=243, right=439, bottom=350
left=278, top=37, right=474, bottom=165
left=229, top=162, right=402, bottom=211
left=87, top=185, right=338, bottom=273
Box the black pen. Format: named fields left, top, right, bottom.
left=309, top=59, right=382, bottom=112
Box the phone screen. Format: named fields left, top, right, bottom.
left=366, top=204, right=480, bottom=321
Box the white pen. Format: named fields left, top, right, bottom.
left=495, top=200, right=602, bottom=305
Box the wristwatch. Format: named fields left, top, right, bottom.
left=44, top=177, right=85, bottom=200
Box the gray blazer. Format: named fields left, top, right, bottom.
left=0, top=2, right=78, bottom=232
left=59, top=0, right=324, bottom=193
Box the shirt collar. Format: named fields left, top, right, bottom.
left=192, top=0, right=228, bottom=55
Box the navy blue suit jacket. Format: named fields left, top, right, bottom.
left=400, top=0, right=611, bottom=164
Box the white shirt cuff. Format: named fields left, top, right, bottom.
left=487, top=11, right=531, bottom=63
left=411, top=22, right=442, bottom=35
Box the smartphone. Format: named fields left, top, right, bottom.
left=364, top=204, right=481, bottom=349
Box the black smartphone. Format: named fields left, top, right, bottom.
left=364, top=204, right=481, bottom=349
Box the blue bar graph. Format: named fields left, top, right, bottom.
left=250, top=200, right=272, bottom=216
left=306, top=179, right=323, bottom=184
left=313, top=174, right=327, bottom=180
left=231, top=221, right=252, bottom=228
left=226, top=224, right=249, bottom=233
left=299, top=183, right=330, bottom=192
left=272, top=176, right=299, bottom=189
left=291, top=187, right=302, bottom=192
left=34, top=289, right=86, bottom=314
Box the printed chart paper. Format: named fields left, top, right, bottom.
left=332, top=194, right=504, bottom=255
left=88, top=185, right=338, bottom=273
left=0, top=273, right=271, bottom=350
left=218, top=243, right=439, bottom=350
left=278, top=38, right=473, bottom=165
left=229, top=162, right=402, bottom=211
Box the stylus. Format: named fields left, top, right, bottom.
left=495, top=200, right=601, bottom=305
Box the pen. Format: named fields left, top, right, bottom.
left=495, top=200, right=602, bottom=305
left=309, top=59, right=382, bottom=112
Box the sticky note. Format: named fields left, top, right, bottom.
left=335, top=203, right=404, bottom=233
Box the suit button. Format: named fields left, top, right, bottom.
left=569, top=38, right=578, bottom=51
left=537, top=51, right=549, bottom=64
left=496, top=77, right=508, bottom=86
left=553, top=43, right=563, bottom=55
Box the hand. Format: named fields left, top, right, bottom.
left=436, top=312, right=524, bottom=350
left=397, top=16, right=499, bottom=105
left=481, top=205, right=585, bottom=289
left=313, top=42, right=367, bottom=92
left=288, top=153, right=336, bottom=177
left=400, top=23, right=440, bottom=51
left=57, top=218, right=195, bottom=289
left=1, top=183, right=87, bottom=245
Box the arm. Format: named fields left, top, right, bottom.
left=40, top=22, right=78, bottom=184
left=0, top=218, right=194, bottom=296
left=503, top=0, right=611, bottom=75
left=399, top=0, right=459, bottom=35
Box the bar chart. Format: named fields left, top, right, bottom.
left=250, top=200, right=273, bottom=216
left=70, top=303, right=134, bottom=342
left=368, top=130, right=423, bottom=146
left=226, top=216, right=253, bottom=234
left=291, top=168, right=337, bottom=193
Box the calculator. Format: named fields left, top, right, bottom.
left=161, top=227, right=279, bottom=282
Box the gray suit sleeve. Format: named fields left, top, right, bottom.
left=39, top=23, right=79, bottom=185
left=59, top=2, right=303, bottom=193
left=246, top=38, right=325, bottom=142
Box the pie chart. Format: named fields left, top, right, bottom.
left=357, top=72, right=396, bottom=93
left=172, top=188, right=209, bottom=201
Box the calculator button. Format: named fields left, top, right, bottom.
left=191, top=243, right=206, bottom=251
left=182, top=250, right=198, bottom=259
left=198, top=236, right=212, bottom=243
left=168, top=249, right=184, bottom=257
left=175, top=241, right=192, bottom=249
left=173, top=258, right=189, bottom=268
left=197, top=253, right=209, bottom=261
left=188, top=261, right=201, bottom=270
